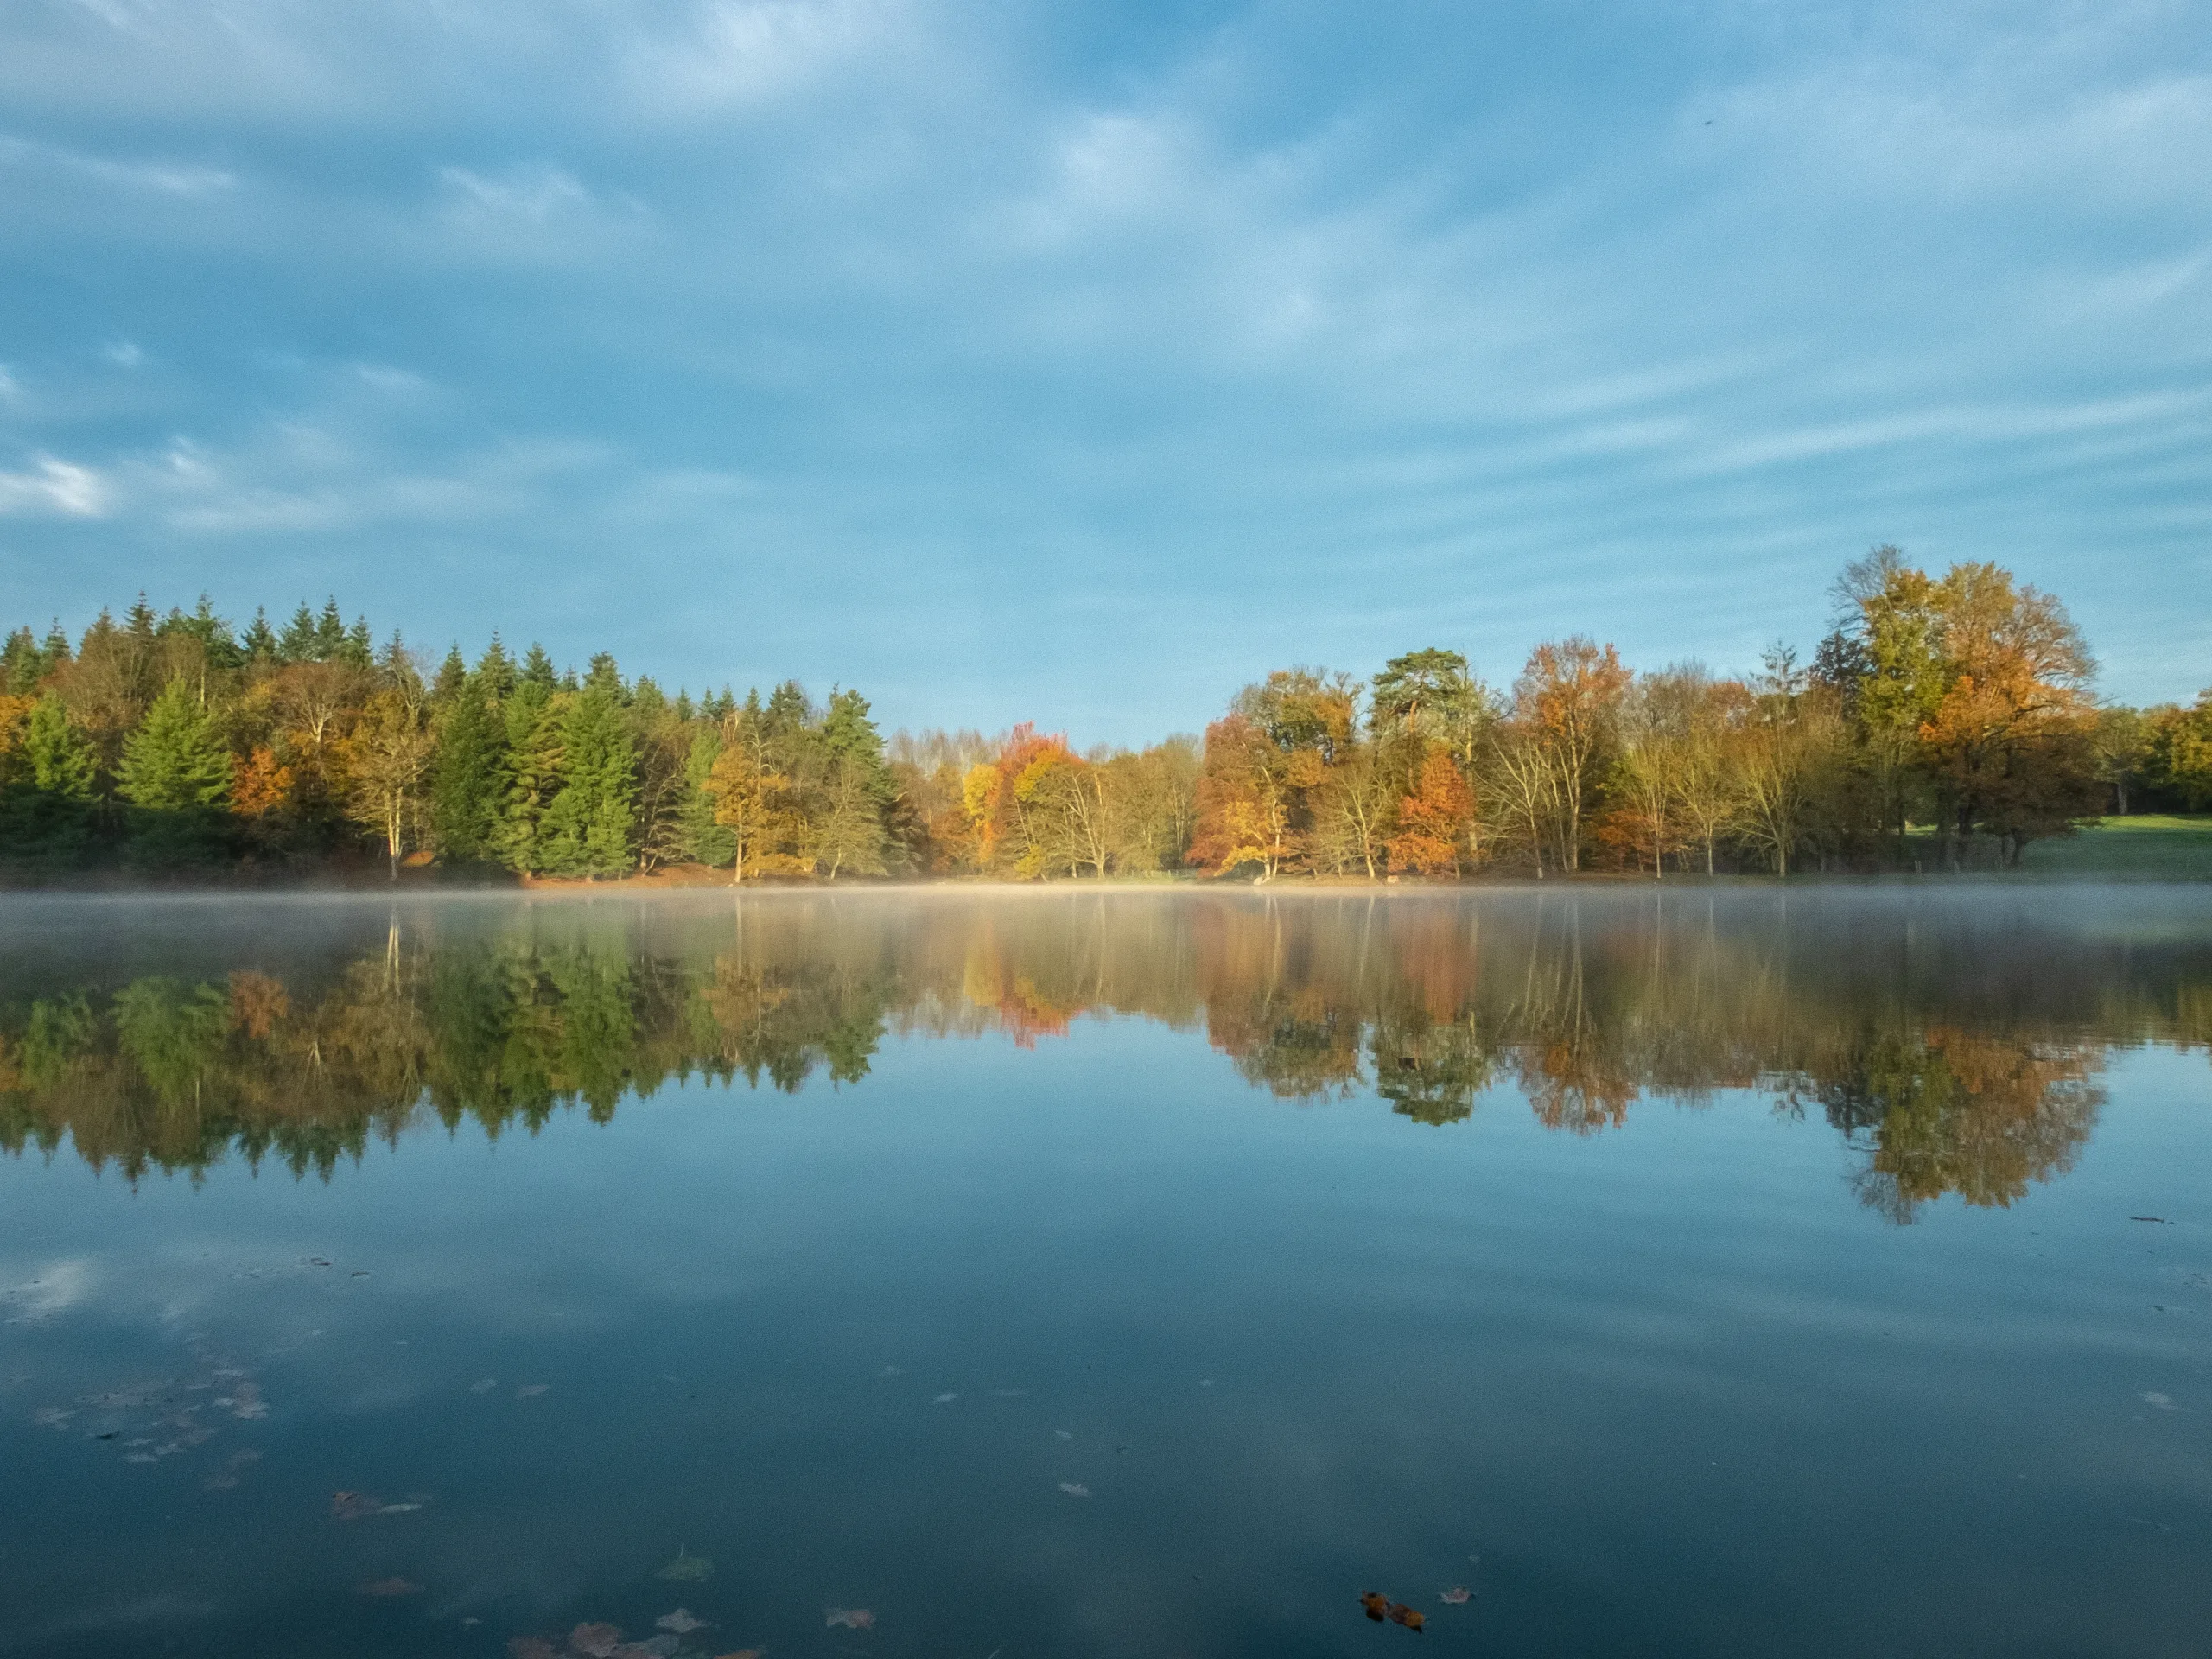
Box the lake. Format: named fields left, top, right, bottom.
left=2, top=886, right=2207, bottom=1658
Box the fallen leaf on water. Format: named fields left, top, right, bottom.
left=823, top=1608, right=874, bottom=1630
left=470, top=1378, right=499, bottom=1395
left=1439, top=1587, right=1471, bottom=1605
left=931, top=1392, right=958, bottom=1405
left=2142, top=1392, right=2176, bottom=1409
left=358, top=1578, right=423, bottom=1598
left=1054, top=1429, right=1073, bottom=1440
left=655, top=1548, right=713, bottom=1582
left=1058, top=1482, right=1090, bottom=1498
left=569, top=1622, right=625, bottom=1657
left=508, top=1639, right=559, bottom=1659
left=1360, top=1592, right=1424, bottom=1631
left=516, top=1384, right=551, bottom=1399
left=657, top=1610, right=709, bottom=1634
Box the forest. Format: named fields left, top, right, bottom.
left=2, top=548, right=2208, bottom=881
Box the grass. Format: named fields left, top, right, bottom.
left=2014, top=814, right=2212, bottom=879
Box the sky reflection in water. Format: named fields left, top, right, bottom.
left=1, top=888, right=2207, bottom=1658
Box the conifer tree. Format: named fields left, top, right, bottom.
left=1, top=696, right=101, bottom=867
left=540, top=681, right=637, bottom=876
left=117, top=681, right=232, bottom=863
left=431, top=672, right=508, bottom=863
left=499, top=681, right=560, bottom=874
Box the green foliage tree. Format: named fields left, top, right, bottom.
left=540, top=680, right=639, bottom=876
left=116, top=681, right=232, bottom=863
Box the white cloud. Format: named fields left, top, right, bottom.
left=438, top=164, right=593, bottom=225
left=625, top=0, right=914, bottom=112
left=0, top=455, right=107, bottom=517
left=103, top=340, right=144, bottom=367
left=0, top=133, right=236, bottom=195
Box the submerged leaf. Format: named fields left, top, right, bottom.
left=657, top=1611, right=709, bottom=1634
left=569, top=1622, right=625, bottom=1657
left=655, top=1548, right=714, bottom=1582
left=470, top=1378, right=499, bottom=1395
left=516, top=1383, right=551, bottom=1399
left=1058, top=1482, right=1090, bottom=1498
left=823, top=1608, right=874, bottom=1630
left=1439, top=1587, right=1471, bottom=1605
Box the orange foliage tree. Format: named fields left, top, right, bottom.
left=1386, top=747, right=1472, bottom=874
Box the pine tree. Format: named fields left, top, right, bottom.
left=430, top=645, right=467, bottom=709
left=539, top=683, right=638, bottom=876
left=476, top=636, right=516, bottom=702
left=117, top=681, right=232, bottom=863
left=241, top=607, right=279, bottom=663
left=430, top=673, right=507, bottom=863
left=499, top=682, right=560, bottom=874
left=518, top=642, right=558, bottom=691
left=676, top=728, right=736, bottom=867
left=0, top=696, right=101, bottom=868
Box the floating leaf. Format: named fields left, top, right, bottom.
left=2142, top=1392, right=2176, bottom=1410
left=657, top=1611, right=709, bottom=1634
left=655, top=1548, right=714, bottom=1582
left=470, top=1378, right=499, bottom=1395
left=1058, top=1482, right=1090, bottom=1498
left=358, top=1578, right=423, bottom=1598
left=823, top=1608, right=874, bottom=1630
left=516, top=1384, right=551, bottom=1399
left=931, top=1392, right=958, bottom=1405
left=1360, top=1592, right=1424, bottom=1632
left=569, top=1622, right=625, bottom=1657
left=1053, top=1429, right=1073, bottom=1440
left=1439, top=1587, right=1471, bottom=1605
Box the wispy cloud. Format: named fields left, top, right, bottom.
left=0, top=455, right=106, bottom=518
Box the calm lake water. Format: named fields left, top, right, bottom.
left=2, top=887, right=2208, bottom=1659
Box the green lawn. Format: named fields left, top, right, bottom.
left=2017, top=814, right=2212, bottom=878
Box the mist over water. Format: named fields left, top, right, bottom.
left=2, top=888, right=2208, bottom=1656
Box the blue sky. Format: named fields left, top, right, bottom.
left=0, top=0, right=2206, bottom=741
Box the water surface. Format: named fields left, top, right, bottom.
left=2, top=887, right=2208, bottom=1658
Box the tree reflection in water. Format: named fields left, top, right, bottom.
left=2, top=890, right=2206, bottom=1218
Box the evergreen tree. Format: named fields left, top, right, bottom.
left=277, top=603, right=320, bottom=662
left=430, top=674, right=507, bottom=863
left=518, top=642, right=558, bottom=691
left=676, top=727, right=737, bottom=867
left=116, top=681, right=232, bottom=863
left=241, top=607, right=279, bottom=663
left=1, top=696, right=101, bottom=867
left=499, top=681, right=560, bottom=874
left=539, top=683, right=638, bottom=877
left=476, top=636, right=517, bottom=702
left=430, top=645, right=467, bottom=709
left=315, top=601, right=348, bottom=661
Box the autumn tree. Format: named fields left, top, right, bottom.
left=1387, top=747, right=1474, bottom=875
left=1505, top=637, right=1629, bottom=874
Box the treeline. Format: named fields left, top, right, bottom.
left=8, top=891, right=2197, bottom=1217
left=2, top=551, right=2207, bottom=880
